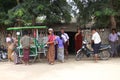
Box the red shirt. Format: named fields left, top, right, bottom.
left=48, top=34, right=55, bottom=44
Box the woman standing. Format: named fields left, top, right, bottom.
left=75, top=28, right=83, bottom=52
left=6, top=33, right=15, bottom=61
left=56, top=33, right=64, bottom=63
left=47, top=28, right=55, bottom=65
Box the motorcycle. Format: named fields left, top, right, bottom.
left=75, top=40, right=111, bottom=61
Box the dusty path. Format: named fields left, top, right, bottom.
left=0, top=57, right=120, bottom=80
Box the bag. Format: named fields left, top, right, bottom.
left=13, top=51, right=21, bottom=64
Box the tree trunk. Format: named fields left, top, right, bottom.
left=0, top=25, right=8, bottom=46
left=32, top=16, right=36, bottom=26
left=110, top=0, right=116, bottom=29
left=16, top=0, right=19, bottom=5
left=110, top=15, right=116, bottom=29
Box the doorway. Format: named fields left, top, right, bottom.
left=67, top=32, right=76, bottom=54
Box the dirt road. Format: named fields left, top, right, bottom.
left=0, top=57, right=120, bottom=80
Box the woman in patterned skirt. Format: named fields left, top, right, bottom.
left=47, top=28, right=55, bottom=65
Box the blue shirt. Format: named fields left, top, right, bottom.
left=56, top=37, right=64, bottom=48
left=109, top=33, right=118, bottom=42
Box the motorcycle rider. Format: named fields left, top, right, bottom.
left=91, top=28, right=101, bottom=62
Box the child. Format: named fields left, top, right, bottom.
left=56, top=33, right=64, bottom=63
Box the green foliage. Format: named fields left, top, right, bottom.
left=0, top=0, right=16, bottom=12
left=0, top=0, right=16, bottom=25
left=93, top=0, right=119, bottom=28
left=14, top=8, right=25, bottom=17
left=4, top=20, right=13, bottom=25
left=6, top=0, right=71, bottom=25
left=73, top=0, right=120, bottom=28
left=0, top=0, right=72, bottom=26
left=42, top=0, right=72, bottom=23
left=1, top=0, right=120, bottom=28
left=94, top=8, right=117, bottom=17
left=94, top=11, right=102, bottom=16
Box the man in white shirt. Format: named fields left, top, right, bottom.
left=61, top=28, right=69, bottom=59
left=91, top=28, right=101, bottom=62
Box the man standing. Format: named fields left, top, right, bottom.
left=108, top=29, right=119, bottom=57
left=21, top=31, right=31, bottom=65
left=91, top=28, right=101, bottom=62
left=61, top=28, right=69, bottom=59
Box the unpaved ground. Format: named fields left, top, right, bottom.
left=0, top=57, right=120, bottom=80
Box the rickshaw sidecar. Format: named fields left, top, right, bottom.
left=7, top=26, right=47, bottom=63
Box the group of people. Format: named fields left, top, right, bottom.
left=3, top=27, right=120, bottom=65
left=4, top=28, right=70, bottom=65
left=6, top=31, right=34, bottom=65
left=47, top=28, right=69, bottom=65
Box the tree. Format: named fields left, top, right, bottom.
left=0, top=0, right=17, bottom=25
left=93, top=0, right=118, bottom=29
left=7, top=0, right=72, bottom=26
left=73, top=0, right=120, bottom=29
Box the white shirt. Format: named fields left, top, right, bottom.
left=92, top=32, right=101, bottom=44
left=6, top=37, right=12, bottom=43
left=61, top=33, right=69, bottom=42
left=117, top=32, right=120, bottom=36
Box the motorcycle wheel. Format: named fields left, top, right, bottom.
left=99, top=49, right=110, bottom=60
left=75, top=51, right=84, bottom=61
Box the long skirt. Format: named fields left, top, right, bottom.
left=8, top=48, right=13, bottom=61
left=23, top=48, right=30, bottom=62
left=47, top=44, right=55, bottom=63
left=57, top=48, right=64, bottom=62
left=75, top=34, right=82, bottom=52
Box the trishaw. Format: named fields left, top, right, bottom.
left=7, top=26, right=48, bottom=63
